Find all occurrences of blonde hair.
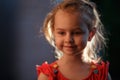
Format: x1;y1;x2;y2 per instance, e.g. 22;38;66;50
42;0;107;63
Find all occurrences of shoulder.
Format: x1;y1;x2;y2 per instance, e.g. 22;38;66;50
91;61;110;80
92;60;109;69
36;61;57;80
36;61;50;75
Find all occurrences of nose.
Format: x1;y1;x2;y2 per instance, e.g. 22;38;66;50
65;33;74;43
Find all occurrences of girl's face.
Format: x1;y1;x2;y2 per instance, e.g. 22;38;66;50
54;10;92;56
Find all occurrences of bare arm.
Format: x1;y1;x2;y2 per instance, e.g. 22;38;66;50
108;72;112;80
38;73;48;80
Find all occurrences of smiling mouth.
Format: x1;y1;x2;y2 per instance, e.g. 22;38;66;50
64;46;76;49
63;46;76;52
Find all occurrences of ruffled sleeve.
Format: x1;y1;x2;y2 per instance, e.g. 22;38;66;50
97;61;109;80
88;61;109;80
36;62;56;80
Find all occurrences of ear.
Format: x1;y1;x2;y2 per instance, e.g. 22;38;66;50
88;28;96;41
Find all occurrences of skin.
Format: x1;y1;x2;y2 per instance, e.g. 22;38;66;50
38;10;96;80
38;9;112;80
54;10;92;57
53;10;96;80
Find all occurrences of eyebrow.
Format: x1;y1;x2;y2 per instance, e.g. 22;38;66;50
55;27;81;31
55;28;65;30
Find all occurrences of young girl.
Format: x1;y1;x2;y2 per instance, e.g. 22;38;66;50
36;0;111;80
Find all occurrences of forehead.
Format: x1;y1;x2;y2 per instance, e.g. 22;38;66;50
55;9;81;16
54;10;82;25
54;10;88;31
54;8;93;30
54;9;81;24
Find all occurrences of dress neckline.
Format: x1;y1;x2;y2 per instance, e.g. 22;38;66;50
51;61;98;80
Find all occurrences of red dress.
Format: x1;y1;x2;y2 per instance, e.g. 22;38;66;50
36;61;109;80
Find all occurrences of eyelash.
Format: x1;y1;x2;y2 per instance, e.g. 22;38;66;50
57;32;65;35
74;32;83;34
57;31;83;35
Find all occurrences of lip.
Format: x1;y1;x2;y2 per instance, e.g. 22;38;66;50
64;46;74;48
64;46;76;49
63;46;76;52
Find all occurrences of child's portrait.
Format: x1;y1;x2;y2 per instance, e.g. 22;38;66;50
1;0;120;80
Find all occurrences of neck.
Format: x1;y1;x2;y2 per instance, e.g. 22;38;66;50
58;54;86;66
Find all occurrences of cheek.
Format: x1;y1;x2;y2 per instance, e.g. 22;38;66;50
54;37;63;47
81;39;87;48
76;35;88;48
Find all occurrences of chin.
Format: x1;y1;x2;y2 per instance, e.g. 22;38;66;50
63;51;80;56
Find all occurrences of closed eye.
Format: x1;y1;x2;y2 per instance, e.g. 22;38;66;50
57;31;66;35
74;32;82;34
73;31;84;35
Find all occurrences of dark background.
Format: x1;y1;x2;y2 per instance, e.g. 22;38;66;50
0;0;120;80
